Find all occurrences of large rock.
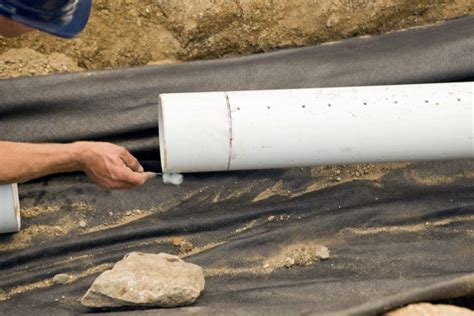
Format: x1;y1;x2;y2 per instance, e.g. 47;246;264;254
81;252;205;308
386;303;474;316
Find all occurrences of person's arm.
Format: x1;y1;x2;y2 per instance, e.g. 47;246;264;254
0;141;155;189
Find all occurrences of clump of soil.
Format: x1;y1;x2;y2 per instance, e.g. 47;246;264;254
170;237;194;253
264;243;330;270
205;242;331;276
283;245;330;268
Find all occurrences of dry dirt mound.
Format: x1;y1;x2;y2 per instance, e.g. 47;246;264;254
0;0;472;77
0;48;82;79
157;0;473;60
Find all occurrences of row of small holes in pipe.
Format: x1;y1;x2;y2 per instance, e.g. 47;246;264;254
235;98;461;111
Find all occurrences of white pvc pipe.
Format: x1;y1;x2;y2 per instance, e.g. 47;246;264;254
158;82;473;173
0;184;21;233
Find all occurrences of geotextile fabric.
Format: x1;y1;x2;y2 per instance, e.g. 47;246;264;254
0;16;473;315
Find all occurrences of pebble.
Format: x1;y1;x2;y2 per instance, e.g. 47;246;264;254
315;246;330;260
53;273;72;285
180;241;194;253
284;257;295;268
171;237;184;247
267;216;275;222
78;220;87;228
262;263;270;269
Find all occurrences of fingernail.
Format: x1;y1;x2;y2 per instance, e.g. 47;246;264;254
138;165;144;173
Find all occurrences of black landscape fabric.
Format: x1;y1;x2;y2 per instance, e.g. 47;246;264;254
0;16;473;315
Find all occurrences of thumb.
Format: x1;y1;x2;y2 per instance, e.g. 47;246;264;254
140;172;158;182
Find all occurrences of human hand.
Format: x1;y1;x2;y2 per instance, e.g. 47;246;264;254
73;141;155;190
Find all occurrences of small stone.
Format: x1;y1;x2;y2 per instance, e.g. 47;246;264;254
315;246;330;260
355;172;361;177
336;177;342;182
78;220;87;228
81;252;205;308
335;169;341;175
170;237;184;247
53;273;71;285
180;241;194;253
126;211;132;216
262;263;270;269
267;216;275;222
109;211;114;216
326;14;340;28
284;257;295;268
61;296;65;299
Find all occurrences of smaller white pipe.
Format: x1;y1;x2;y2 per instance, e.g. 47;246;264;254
158;82;473;173
0;184;21;233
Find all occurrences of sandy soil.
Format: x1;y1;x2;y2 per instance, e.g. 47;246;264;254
0;0;472;78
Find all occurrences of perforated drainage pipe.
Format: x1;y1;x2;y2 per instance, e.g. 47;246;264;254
0;184;21;233
158;82;473;173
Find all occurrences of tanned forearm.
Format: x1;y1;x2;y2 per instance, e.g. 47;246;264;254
0;141;82;184
0;141;155;189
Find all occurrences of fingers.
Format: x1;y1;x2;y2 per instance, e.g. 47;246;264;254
80;142;156;190
142;172;158;181
116;169;157;189
120;150;143;173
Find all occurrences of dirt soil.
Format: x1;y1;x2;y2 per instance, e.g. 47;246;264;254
0;0;472;78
